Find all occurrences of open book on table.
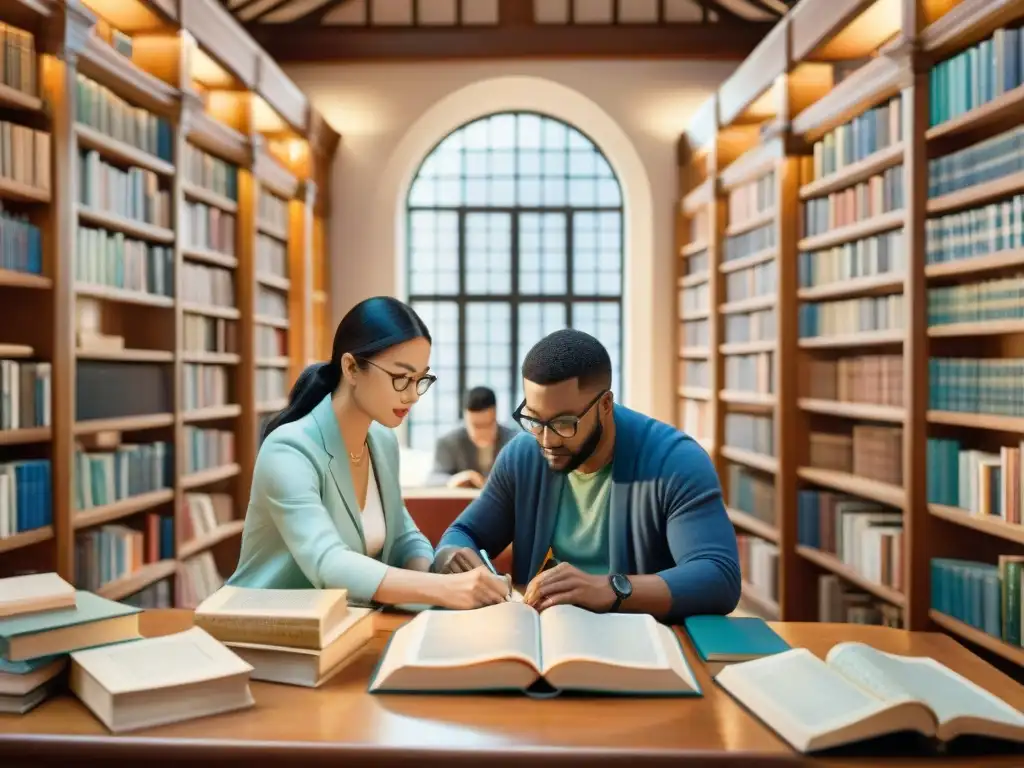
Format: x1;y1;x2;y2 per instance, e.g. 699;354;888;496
368;601;700;696
715;642;1024;754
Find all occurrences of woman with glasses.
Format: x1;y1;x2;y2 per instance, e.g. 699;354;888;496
228;296;510;610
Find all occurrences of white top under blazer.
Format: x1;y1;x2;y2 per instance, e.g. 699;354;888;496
362;460;386;558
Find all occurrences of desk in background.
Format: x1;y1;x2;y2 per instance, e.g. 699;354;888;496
2;610;1022;767
402;487;513;573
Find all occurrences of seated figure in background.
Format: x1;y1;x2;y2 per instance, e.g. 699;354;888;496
432;386;516;489
433;329;741;624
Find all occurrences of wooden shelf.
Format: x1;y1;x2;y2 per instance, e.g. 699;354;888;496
726;508;779;543
930;610;1024;667
797;546;906;607
75;283;175;308
720;339;775;355
798;329;904;349
0;269;51;289
681;240;709;257
0;175;50;204
925;83;1024;141
97;560;179;602
797;209;905;252
77;205;177;244
928;170;1024;217
797;272;905;301
182;405;243;423
179;520;246;560
720;294;775;315
73;488;176;530
182;181;239;214
928;410;1024;433
798;399;904;424
181;463;241;490
679;386;711;401
0;426;52;446
681;178;714;215
182;246;239;270
929;504;1024;545
720;446;778;474
796;466;905;508
928;319;1024;338
74;413;175;435
0;81;43;112
719;248;776;274
925;248;1024;279
724;209;776;238
77;348;175;363
0;526;53;554
75;123;176;177
720;390;776;408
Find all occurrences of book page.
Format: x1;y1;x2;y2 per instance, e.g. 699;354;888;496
716;649;894;748
538;606;668;672
71;627;253;695
409;602;541;669
199;586;345;617
826;643;1024;729
0;573;75;612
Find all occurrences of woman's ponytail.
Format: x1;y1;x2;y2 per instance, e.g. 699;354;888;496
261;362;340;442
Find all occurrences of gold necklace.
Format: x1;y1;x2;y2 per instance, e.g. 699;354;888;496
349;443;367;464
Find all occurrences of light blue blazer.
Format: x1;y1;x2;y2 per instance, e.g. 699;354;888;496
227;394;435;602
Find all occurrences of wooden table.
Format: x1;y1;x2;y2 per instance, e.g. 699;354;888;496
1;610;1022;767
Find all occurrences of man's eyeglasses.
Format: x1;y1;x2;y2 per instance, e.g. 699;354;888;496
512;390;607;439
359;358;437;395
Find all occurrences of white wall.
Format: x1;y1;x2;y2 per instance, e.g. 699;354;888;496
285;58;735;423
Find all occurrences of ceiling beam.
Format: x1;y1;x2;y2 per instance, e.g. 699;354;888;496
245;22;776;62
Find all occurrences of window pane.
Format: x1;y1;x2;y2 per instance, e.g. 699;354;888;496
404;113;624;447
408;300;460;451
465;212;511;294
465;302;513;420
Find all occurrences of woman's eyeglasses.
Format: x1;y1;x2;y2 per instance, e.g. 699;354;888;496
359;358;437;395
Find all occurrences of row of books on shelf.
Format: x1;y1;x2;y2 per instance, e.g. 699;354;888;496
805;96;902;183
809;426;903;487
798;231;903;288
0;207;42;275
0;459;51;539
724;413;773;457
798;294;903;338
929;25;1024;129
184;427;235;474
724;220;775;263
724;352;773;395
805;354;903;407
928;436;1024;525
0;119;50;193
76;73;173;163
723;308;775;345
184;314;238;355
928;275;1024;325
801;166;903;237
0;22;36;99
258;193;289;233
727;463;775;526
928;357;1024;416
74;440;170;512
0;359;51;431
727;171;775;226
797;489;903;593
738;534;778;606
724;259;775;302
183;144;239;202
79;150;170;228
929;124;1024;199
932;557;1023;650
75;224;174;297
925;194;1024;266
74;515;174;591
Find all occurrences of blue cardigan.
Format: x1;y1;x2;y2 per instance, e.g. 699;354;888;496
437;404;741;623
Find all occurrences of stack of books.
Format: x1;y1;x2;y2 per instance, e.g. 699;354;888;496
194;585;376;688
0;572;139;713
0;571;257;732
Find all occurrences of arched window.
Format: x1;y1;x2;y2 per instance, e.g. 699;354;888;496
405;112;624;451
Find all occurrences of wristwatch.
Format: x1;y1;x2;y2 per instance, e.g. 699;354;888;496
608;574;633;612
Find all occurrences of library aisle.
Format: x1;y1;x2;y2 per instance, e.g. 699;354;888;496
0;0;337;611
677;0;1024;673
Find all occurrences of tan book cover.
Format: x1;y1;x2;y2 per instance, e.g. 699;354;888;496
195;585;349;650
70;626;254;733
226;607;376;688
0;573;76;619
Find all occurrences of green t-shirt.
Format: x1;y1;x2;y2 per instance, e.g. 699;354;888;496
550;464;612;575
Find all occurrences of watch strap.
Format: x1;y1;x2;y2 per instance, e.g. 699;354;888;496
608;574;625;613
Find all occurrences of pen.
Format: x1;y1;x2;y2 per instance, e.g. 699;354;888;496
480;549;511;601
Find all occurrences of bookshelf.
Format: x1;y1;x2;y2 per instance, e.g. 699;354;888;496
677;0;1024;671
0;0;338;612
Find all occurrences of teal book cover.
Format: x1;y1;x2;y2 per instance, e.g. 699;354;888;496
0;591;141;661
684;615;790;662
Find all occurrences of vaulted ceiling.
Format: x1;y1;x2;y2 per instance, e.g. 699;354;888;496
219;0;797;61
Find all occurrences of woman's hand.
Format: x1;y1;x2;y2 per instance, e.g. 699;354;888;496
439;566;511;610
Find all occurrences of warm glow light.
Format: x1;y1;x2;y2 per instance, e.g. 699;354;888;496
252;96;288;134
814;0;902;59
80;0;166;32
191;46;235;90
637;88;721;143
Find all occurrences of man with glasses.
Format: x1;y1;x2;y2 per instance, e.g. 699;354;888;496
432;329;740;623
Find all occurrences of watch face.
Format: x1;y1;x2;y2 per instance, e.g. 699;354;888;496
611;574;633;598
